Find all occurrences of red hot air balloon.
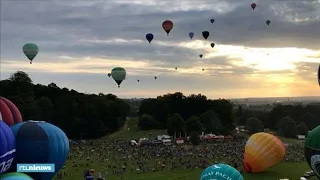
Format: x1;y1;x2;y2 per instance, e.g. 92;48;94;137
162;20;173;36
0;97;23;127
251;3;256;10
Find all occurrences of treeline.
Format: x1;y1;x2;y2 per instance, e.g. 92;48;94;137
0;71;130;139
138;92;320;138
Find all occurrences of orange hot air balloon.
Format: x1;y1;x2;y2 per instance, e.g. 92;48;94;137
244;132;286;173
162;20;173;36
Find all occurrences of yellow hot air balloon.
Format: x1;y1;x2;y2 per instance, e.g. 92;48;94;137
244;132;286;173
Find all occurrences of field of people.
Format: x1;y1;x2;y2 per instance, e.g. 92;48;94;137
57;118;316;180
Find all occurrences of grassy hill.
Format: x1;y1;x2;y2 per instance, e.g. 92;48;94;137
59;117;316;180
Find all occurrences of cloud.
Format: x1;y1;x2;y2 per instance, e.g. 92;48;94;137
1;0;319;98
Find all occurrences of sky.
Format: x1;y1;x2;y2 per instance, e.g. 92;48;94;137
0;0;319;99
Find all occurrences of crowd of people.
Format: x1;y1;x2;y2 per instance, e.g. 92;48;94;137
57;137;305;179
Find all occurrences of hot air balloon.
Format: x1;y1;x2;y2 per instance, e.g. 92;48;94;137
199;54;203;58
0;97;23;127
0;121;15;174
175;67;177;70
266;20;271;26
137;79;140;82
107;73;111;77
154;76;157;80
189;32;194;39
317;64;319;86
162;20;173;36
10;121;69;180
202;31;210;40
146;33;154;44
210;43;215;48
111;67;126;88
202;69;204;71
210;19;215;24
244;132;286;173
22;43;38;64
200;163;243;180
251;3;256;10
0;172;33;180
305;125;320;178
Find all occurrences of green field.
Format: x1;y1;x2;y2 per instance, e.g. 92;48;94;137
59;118;316;180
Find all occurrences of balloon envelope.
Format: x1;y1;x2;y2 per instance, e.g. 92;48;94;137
0;121;16;174
10;121;69;180
244;132;285;172
162;20;173;35
0;172;33;180
202;31;210;40
22;43;38;62
210;19;214;23
107;73;111;77
200;163;243;180
266;20;271;25
189;32;194;39
111;67;126;87
145;33;154;43
305;125;320;178
210;43;215;48
251;3;256;9
0;97;23;127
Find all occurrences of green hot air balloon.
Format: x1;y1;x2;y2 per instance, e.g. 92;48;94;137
111;67;126;88
22;43;39;64
305;125;320;178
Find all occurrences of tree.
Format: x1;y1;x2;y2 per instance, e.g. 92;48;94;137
277;116;298;138
190;131;200;146
138;114;161;130
167;113;186;137
296;122;308;135
9;71;32;84
200;110;223;134
186;116;204;135
246;118;264;134
300;113;318;130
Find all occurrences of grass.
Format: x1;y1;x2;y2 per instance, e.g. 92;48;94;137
56;118;316;180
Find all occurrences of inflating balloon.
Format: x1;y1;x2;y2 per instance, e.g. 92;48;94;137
146;33;154;44
251;3;256;10
199;54;203;58
200;163;243;180
189;32;194;39
210;19;214;24
305;125;320;178
162;20;173;36
22;43;38;64
0;172;33;180
107;73;111;77
0;97;23;127
0;121;15;174
244;132;286;173
111;67;126;88
202;31;210;40
210;43;215;48
317;64;319;86
10;121;69;180
266;20;271;26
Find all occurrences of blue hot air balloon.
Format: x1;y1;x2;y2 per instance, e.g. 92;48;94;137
0;121;15;175
0;172;33;180
146;33;154;44
200;163;243;180
10;121;69;180
189;32;194;39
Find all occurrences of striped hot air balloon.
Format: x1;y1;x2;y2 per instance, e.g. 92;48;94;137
0;97;23;127
10;121;69;180
244;132;286;172
0;121;16;174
